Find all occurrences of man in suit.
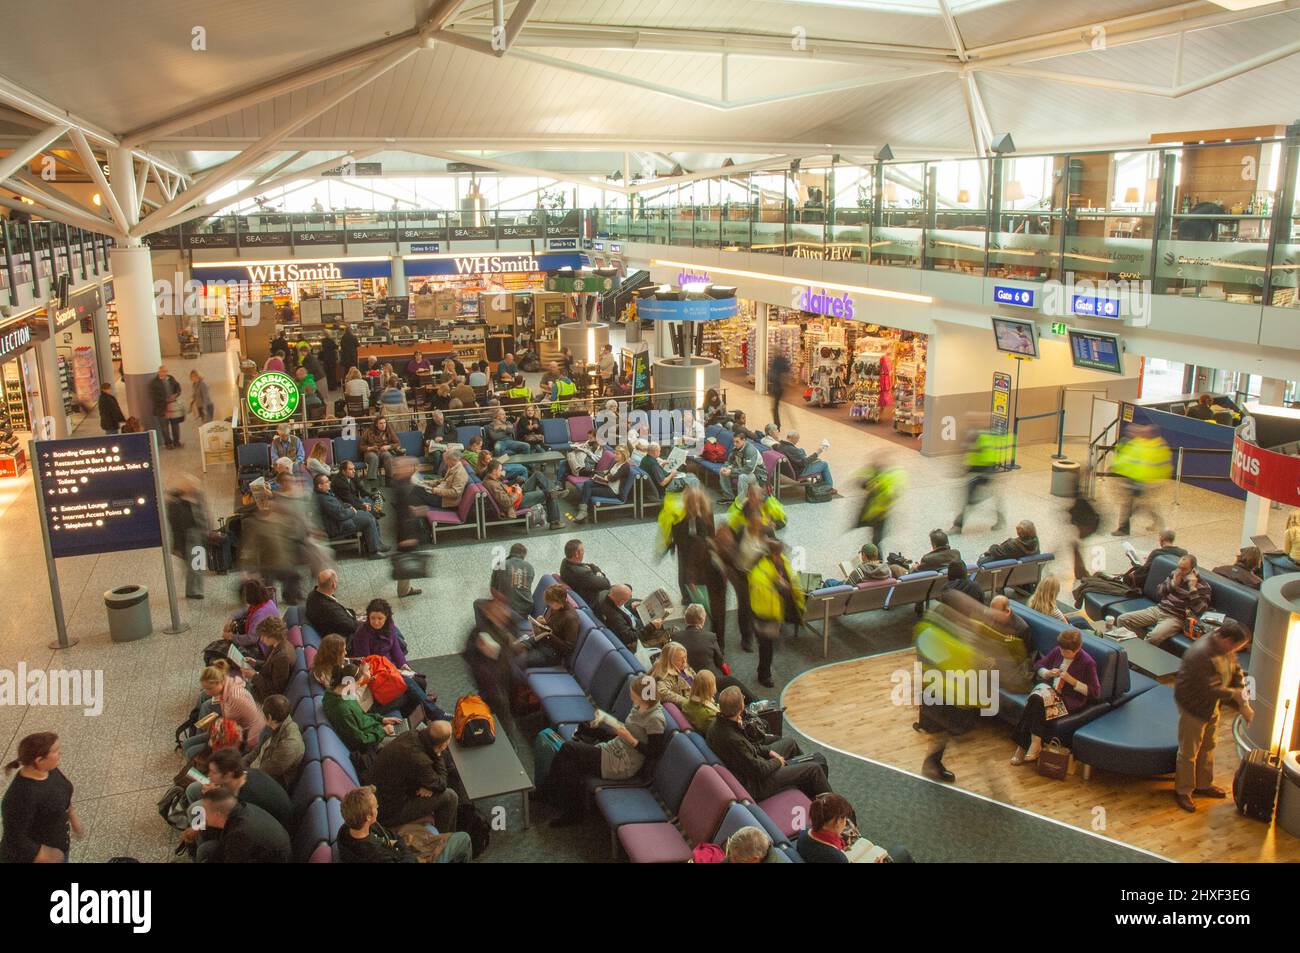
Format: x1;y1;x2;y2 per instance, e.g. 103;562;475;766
559;539;611;606
676;604;755;703
597;584;665;650
707;687;830;800
305;568;360;637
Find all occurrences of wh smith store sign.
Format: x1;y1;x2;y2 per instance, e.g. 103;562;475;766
193;253;584;283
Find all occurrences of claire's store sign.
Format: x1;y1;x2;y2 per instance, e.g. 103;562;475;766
677;270;712;286
792;286;855;320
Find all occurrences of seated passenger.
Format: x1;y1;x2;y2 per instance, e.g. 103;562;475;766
559;539;612;605
977;519;1040;564
350;599;444;721
648;641;696;708
707;687;831;801
1026;574;1071;624
520;584;581;668
795;792;914;864
545;674;668;827
682;669;721;733
242;615;297;703
182;748;293;861
943;560;985;602
675;604;754;702
775;430;833;490
1213;546;1262;590
195;786;290;863
182;660;266;761
911;529;962;573
724;826;771;864
1112;554;1210;645
1010;628;1100;765
366;721;459;833
597;584;666;651
1185;394;1215;420
846;543;906;585
322;662;403;752
244;694;305;791
987;594;1031;648
224;578;279;653
336;784;471;864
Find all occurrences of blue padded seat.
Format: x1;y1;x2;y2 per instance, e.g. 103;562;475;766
1071;684;1179;777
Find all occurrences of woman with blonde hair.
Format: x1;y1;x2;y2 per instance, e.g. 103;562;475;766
1027;575;1070;624
1265;510;1300;579
306;440;332;478
574;444;633;523
648;641;696;709
312;633;348;689
682;668;720;733
182;659;266;759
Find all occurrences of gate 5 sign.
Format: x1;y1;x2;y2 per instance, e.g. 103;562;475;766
246;371;300;423
35;433;162;558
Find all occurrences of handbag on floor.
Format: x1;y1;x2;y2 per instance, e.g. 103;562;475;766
395;822;455;863
391;550;430;580
1037;737;1071;780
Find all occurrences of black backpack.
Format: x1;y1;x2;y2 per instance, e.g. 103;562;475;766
805;482;834;504
174;703;203;750
456;803;491;858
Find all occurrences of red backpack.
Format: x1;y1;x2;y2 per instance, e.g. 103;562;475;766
701;441;727;463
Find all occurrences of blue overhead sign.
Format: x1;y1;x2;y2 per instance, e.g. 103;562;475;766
1070;294;1121;319
638;298;739;322
993;285;1036;308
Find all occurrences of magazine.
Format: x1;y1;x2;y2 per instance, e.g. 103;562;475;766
225;643;246;668
665;446;689;471
1030;683;1068;720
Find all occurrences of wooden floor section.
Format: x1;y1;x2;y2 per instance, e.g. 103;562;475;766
783;649;1300;863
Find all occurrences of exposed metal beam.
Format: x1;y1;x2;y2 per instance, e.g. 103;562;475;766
133;43;422;236
69;128;129;232
409;147;631;195
150;149;382;233
937;0;969;62
252;151;306;187
134;157;151;216
497;47;949;111
129;135;888;154
2;178;123;236
0;124;70;186
502;0;538;53
624;154;810;194
11;170;105;219
150;161;174;202
969;0;1300;69
984;37;1300;98
966;72;993;146
0;194;122;238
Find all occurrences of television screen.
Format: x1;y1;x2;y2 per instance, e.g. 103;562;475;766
1067;328;1124;374
991;317;1038;358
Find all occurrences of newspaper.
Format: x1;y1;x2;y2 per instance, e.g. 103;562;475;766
665;446;689;471
634;588;674;627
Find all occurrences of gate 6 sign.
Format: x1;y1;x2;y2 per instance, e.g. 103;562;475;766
246;371;300;423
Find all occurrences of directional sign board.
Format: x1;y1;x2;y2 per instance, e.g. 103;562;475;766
35;433;162;559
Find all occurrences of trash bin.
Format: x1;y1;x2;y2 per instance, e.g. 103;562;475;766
1050;460;1080;498
1278;750;1300;839
105;585;152;643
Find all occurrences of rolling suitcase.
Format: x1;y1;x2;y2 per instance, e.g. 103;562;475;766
531;727;565;798
1233;699;1290;822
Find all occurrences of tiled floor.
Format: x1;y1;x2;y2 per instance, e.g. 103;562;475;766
0;340;1283;862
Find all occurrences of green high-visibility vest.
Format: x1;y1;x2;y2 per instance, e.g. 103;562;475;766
1112;436;1172;484
507;386;532;403
966;431;1012;469
551;379;577;414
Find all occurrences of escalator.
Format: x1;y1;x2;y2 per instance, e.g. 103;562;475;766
602;269;651;321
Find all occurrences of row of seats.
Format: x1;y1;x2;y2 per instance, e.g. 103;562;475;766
278;605;363;863
806;554;1055;657
1081;552;1256;667
690;424;821;500
518;574;805;862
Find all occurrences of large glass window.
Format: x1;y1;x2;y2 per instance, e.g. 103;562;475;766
927;158;987;273
988;155;1058;280
872;161;925;268
1061;150;1156;285
1140;358;1188;401
1158;141;1277;304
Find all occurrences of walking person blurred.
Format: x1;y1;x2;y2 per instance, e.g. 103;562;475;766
189;370;214;425
768;353;790;430
855;457;904;550
166;474;210;600
748;538;805;688
658;485;730;644
1110;424;1173;536
391;455;428;600
951;425;1010;534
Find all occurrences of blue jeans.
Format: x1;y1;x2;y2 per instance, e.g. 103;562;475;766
437;830;473;863
503;463;528;482
580;480;622;506
1264;555;1299;579
495;439;531;456
721;471;758;499
389;675;447;721
339;510;383;553
800;459;833;487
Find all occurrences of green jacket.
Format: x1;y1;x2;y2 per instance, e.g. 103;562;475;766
749;552;805;623
322;690;389;751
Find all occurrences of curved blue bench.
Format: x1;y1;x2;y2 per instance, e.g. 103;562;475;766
1070;683;1179;779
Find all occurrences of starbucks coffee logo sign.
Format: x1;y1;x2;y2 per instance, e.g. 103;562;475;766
246;371;299;422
